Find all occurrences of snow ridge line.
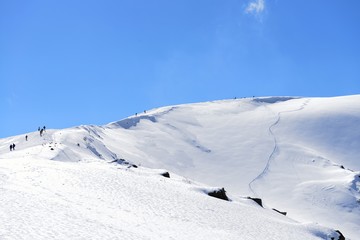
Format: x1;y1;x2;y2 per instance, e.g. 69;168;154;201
248;99;310;196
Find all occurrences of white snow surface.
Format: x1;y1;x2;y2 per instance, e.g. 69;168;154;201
1;95;359;239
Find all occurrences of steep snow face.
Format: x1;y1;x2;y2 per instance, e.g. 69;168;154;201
0;95;359;239
273;96;360;170
249;96;360;239
106;95;360;240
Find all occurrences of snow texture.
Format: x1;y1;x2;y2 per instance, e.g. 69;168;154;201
1;95;359;239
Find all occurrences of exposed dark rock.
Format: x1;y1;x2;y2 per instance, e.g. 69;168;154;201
272;208;287;216
247;197;263;207
208;188;229;201
110;158;137;168
160;172;170;178
110;159;122;164
340;165;345;169
334;230;345;240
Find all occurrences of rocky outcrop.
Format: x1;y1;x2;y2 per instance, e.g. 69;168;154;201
208;188;229;201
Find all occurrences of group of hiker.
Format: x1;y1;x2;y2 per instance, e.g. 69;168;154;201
9;143;16;151
9;126;46;152
135;110;147;116
39;126;46;137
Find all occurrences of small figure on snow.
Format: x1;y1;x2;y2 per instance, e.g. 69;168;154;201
25;135;28;141
40;128;44;137
10;145;13;151
12;143;15;151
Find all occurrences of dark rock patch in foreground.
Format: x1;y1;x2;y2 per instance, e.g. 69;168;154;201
331;230;345;240
247;197;263;207
208;188;229;201
110;158;138;168
272;208;287;216
160;172;170;178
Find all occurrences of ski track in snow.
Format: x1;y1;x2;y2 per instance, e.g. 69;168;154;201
248;99;310;196
1;95;359;239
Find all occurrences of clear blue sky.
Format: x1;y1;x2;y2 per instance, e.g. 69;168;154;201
1;0;360;138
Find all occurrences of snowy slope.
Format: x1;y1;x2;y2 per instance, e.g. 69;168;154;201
1;95;359;239
0;156;342;240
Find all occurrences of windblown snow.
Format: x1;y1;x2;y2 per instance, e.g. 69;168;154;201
1;95;359;239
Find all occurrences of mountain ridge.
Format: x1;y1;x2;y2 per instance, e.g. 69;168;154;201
1;95;359;239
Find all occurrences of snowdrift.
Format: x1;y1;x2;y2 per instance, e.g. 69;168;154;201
1;95;359;239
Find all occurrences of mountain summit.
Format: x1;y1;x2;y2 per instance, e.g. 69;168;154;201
1;95;359;239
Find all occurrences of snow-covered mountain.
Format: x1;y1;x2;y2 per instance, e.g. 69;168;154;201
1;95;359;239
